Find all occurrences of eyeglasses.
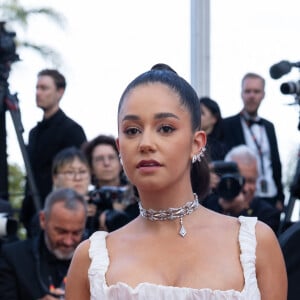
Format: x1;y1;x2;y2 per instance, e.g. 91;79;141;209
58;170;90;180
93;154;119;164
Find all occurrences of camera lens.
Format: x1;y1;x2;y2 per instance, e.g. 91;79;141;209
280;81;300;95
217;174;243;201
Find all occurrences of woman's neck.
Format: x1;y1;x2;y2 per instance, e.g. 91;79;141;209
137;188;196;211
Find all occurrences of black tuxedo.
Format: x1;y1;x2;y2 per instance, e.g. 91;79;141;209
0;233;70;300
222;114;284;203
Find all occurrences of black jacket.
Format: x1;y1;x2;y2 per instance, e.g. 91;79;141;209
0;233;70;300
203;193;281;234
20;109;86;232
279;221;300;300
222;114;284;203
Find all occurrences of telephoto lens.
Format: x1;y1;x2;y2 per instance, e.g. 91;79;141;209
210;161;245;201
280;81;300;95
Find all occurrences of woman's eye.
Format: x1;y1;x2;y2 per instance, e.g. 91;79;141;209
124;127;141;135
159;125;175;134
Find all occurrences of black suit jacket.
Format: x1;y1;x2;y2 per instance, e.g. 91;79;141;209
0;233;70;300
202;193;281;234
279;221;300;300
222;114;284;203
20;109;87;233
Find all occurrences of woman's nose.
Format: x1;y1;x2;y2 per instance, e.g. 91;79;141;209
138;131;155;153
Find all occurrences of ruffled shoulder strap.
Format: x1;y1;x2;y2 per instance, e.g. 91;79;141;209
238;216;257;250
88;231;109;283
238;216;260;296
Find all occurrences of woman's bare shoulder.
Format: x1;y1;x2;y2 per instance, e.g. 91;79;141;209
255;220;278;244
254;221;288;299
72;239;91;263
66;240;92;299
201;206;240;228
253;220;282;257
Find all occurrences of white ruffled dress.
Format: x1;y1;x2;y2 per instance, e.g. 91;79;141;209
88;216;261;299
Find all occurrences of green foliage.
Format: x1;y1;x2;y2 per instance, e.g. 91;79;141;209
8;162;25;209
8;162;26;239
0;0;66;29
0;0;66;67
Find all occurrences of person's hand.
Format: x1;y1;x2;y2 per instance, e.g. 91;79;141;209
112;201;126;212
209;171;220;190
87;203;97;217
38;287;65;299
219;192;249;216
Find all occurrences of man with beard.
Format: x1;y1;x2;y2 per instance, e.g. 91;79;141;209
0;188;87;300
222;73;284;211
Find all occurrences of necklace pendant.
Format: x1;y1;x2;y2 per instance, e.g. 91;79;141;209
179;217;187;237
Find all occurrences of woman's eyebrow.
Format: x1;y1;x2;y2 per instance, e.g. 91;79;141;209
122;112;179;122
122;114;139;122
154;112;179;120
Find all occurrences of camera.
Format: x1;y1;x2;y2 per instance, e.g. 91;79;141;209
270;60;300;96
0;22;19;79
270;60;300;130
210;161;245;201
280;81;300;95
87;186;134;234
0;213;18;238
101;209;130;232
88;186;131;211
0;22;19;62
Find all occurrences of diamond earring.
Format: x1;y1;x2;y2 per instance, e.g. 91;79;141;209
192;147;206;163
119;154;123;166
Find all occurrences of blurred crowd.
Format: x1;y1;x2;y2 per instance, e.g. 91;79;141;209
0;68;299;299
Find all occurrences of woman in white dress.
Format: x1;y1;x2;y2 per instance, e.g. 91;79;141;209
66;64;287;300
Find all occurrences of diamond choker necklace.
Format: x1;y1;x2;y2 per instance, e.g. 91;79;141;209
138;193;199;238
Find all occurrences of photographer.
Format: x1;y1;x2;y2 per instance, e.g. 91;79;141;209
203;145;281;234
0;188;87;300
82;134;139;232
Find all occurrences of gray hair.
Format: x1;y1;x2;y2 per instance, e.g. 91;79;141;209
241;72;265;89
224;145;258;167
43;188;87;219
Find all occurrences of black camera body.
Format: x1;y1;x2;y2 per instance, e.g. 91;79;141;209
88;186;131;211
0;22;19;79
270;60;300;130
0;213;18;238
210;161;245;201
269;60;300;96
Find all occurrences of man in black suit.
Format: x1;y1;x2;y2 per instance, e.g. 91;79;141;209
0;188;87;300
20;69;87;237
222;72;284;210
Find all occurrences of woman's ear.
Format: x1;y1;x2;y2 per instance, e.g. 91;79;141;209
192;130;207;156
39;210;46;230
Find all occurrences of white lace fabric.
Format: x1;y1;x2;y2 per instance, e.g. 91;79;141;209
88;216;261;300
